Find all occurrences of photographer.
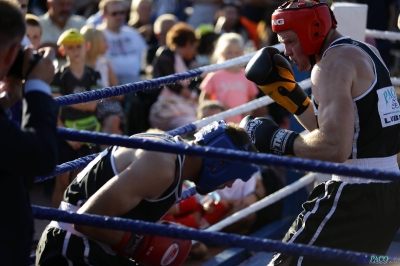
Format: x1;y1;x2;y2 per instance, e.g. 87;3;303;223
0;0;58;265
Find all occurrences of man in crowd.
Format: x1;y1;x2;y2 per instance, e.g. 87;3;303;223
39;0;85;57
0;0;58;264
98;0;147;85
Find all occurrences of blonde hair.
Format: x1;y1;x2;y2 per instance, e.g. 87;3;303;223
80;25;104;64
211;32;244;64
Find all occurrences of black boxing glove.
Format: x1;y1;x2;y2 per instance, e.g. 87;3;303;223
239;115;299;156
245;47;310;115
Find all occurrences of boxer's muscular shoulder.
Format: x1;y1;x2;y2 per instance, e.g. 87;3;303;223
324;45;375;97
313;55;353;86
311;54;354;103
322;45;371;72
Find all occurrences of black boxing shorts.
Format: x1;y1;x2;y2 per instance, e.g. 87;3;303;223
271;180;400;266
36;225;136;266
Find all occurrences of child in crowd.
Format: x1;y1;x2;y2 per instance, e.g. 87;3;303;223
197;100;226;120
25;14;41;50
81;25;118;88
50;28;102;208
81;25;125;139
195;24;220;67
199;33;259;123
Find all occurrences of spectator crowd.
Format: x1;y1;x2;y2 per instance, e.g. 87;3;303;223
21;0;400;140
9;0;400;263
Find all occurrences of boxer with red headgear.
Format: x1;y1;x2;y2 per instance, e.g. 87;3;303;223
36;121;258;266
271;0;337;65
245;0;338;118
242;1;400;266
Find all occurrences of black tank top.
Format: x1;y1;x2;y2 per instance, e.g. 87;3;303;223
312;37;400;159
63;133;185;222
51;65;102;121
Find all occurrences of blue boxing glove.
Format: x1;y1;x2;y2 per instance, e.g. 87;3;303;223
239;115;298;156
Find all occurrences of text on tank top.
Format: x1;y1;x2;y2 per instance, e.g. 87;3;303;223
311;37;400;159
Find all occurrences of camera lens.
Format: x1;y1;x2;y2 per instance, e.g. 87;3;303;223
6;48;43;79
6;48;25;79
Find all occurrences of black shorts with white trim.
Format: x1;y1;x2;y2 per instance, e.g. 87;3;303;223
272;180;400;266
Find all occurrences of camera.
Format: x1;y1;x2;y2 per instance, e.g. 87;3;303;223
7;48;42;79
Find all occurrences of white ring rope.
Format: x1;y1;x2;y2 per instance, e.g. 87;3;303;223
199;29;400;76
199;44;284;75
391;77;400;86
195;28;400;235
197;28;400;77
192;78;312;130
193;95;275;129
274;76;400;91
191;29;400;130
26;27;400;264
205;173;316;233
365;29;400;41
181;27;400;232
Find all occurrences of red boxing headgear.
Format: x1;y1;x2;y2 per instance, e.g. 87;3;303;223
271;0;337;57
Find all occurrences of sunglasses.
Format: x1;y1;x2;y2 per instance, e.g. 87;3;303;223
109;10;126;17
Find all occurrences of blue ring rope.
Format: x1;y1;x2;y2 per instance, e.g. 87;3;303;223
53;127;400;182
32;123;199;201
30;205;376;264
54;69;203;106
35;153;99;183
30;45;393;265
30;43;393;264
34;153;197;202
34;124;197;183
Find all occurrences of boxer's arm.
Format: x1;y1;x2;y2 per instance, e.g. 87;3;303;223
292;53;355;162
75;151;177;245
293;103;318;132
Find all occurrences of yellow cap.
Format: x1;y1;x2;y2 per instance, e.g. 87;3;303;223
195;24;214;37
57;28;85;46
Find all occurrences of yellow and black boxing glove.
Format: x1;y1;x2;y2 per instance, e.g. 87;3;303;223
245;47;310;115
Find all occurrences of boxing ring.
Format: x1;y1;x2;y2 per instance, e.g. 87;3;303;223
29;27;400;265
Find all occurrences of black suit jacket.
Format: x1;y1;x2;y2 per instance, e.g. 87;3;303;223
0;90;58;266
